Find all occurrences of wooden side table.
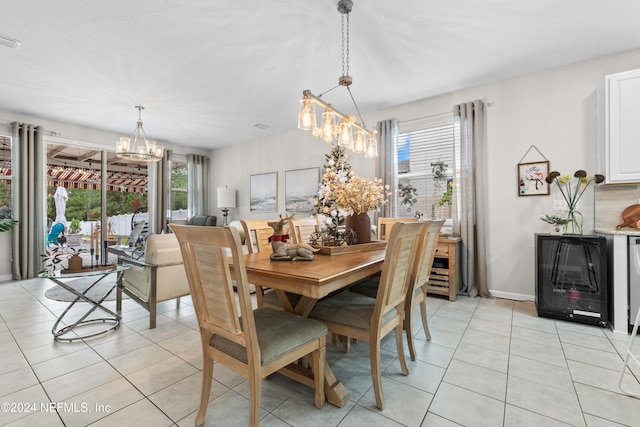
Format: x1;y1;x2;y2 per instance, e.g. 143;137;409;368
427;236;460;301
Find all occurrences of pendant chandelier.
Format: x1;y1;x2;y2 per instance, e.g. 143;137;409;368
297;0;377;158
116;106;164;162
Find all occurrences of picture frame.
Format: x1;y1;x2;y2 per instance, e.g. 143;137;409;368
518;160;550;196
285;167;319;214
250;172;278;211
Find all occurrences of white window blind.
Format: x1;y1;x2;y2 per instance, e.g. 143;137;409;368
395;114;454;219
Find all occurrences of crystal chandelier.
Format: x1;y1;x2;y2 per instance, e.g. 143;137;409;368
116;106;164;162
297;0;377;158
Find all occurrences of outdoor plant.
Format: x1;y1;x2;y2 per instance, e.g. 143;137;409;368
0;206;17;232
69;218;81;234
0;218;18;232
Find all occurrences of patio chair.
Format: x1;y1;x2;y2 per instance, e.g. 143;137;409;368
309;221;426;410
170;224;327;427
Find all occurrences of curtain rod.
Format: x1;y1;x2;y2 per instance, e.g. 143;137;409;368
0;122;60;136
398;111;451;125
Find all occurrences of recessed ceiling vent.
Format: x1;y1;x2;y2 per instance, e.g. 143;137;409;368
253;123;270;130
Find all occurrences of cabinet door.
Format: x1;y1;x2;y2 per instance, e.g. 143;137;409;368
604;68;640;183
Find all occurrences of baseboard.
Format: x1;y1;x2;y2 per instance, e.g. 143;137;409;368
0;274;13;282
489;290;535;302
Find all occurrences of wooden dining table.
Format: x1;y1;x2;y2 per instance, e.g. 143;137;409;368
241;248;386;407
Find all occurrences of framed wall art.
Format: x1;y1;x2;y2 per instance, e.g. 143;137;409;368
518;160;550;196
285;167;319;214
250;172;278;211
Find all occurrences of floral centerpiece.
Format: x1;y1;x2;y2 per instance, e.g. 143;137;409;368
544;170;605;235
319;168;390;243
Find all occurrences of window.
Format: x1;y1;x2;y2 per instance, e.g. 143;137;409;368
0;136;11;219
395;115;454;219
169;155;188;222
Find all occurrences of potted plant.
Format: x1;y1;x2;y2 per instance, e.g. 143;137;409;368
540;214;569;235
66;218;83;246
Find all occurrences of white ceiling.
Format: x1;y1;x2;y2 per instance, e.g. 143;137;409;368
1;1;640;150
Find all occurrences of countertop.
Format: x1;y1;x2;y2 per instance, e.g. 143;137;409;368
594;227;640;236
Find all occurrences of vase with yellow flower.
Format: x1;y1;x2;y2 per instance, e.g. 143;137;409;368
545;170;605;235
320;169;390;244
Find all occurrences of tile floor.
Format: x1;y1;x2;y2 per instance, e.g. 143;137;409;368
1;277;640;427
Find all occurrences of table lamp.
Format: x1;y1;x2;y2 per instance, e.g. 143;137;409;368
217;186;236;226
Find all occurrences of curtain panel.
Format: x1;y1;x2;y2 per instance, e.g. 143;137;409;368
453;100;490;298
187;154;209;220
149;149;170;234
375;119;398;222
11;123;46;279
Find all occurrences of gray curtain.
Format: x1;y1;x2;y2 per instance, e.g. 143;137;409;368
375;119;398;221
11;123;46;279
149;149;170;234
453;100;490;298
187;154;209;219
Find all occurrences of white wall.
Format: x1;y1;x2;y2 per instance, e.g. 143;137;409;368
210;47;640;301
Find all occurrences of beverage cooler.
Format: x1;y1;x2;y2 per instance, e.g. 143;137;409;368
535;234;610;328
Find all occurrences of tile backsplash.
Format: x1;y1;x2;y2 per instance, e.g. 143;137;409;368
595;184;640;230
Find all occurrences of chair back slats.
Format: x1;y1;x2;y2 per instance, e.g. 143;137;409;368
374;222;426;321
412;220;445;291
377;217;417;241
288;217;320;244
171;225;254;347
241;220;277;254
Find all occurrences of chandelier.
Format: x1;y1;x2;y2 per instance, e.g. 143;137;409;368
116;106;164;162
297;0;377;158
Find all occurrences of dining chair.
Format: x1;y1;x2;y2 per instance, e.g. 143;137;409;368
240;219;279;307
350;220;444;359
377;217;417;240
170;224;327;427
288;216;320;244
404;219;444;360
308;221;426;410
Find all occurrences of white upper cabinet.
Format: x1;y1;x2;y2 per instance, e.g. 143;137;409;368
600;68;640;184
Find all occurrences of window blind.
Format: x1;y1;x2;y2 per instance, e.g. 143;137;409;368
395;115;454;218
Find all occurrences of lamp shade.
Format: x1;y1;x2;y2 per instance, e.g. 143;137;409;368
217;187;236;209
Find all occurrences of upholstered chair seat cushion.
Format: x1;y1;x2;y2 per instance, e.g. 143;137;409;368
211;307;327;364
309;291;398;331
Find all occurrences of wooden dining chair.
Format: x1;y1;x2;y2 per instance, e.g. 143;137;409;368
170;224;327;427
351;220;444;359
240;219;280;307
404;219;444;360
308;221;426;410
288;216;320;244
377;217;417;240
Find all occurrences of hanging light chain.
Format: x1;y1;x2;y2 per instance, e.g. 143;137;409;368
341;12;350;77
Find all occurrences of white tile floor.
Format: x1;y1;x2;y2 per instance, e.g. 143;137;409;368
1;277;640;427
